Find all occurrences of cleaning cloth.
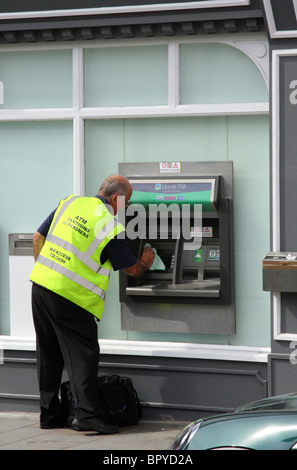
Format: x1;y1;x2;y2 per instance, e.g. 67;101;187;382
145;243;166;271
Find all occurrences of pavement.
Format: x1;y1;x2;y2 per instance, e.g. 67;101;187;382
0;412;188;451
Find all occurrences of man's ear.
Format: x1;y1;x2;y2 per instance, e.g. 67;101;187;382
110;194;118;204
109;194;118;215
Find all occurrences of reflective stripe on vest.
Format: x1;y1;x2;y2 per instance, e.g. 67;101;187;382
48;195;79;235
30;195;126;318
45;234;111;276
37;255;106;301
46;197;117;276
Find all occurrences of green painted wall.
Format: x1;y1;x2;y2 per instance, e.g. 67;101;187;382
0;42;270;347
85;115;270;347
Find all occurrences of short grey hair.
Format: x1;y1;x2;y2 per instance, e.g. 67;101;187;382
98;175;131;201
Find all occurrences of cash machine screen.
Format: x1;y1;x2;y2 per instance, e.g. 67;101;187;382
121;174;233;303
156;249;173;269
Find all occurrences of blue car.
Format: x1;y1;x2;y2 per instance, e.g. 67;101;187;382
169;393;297;450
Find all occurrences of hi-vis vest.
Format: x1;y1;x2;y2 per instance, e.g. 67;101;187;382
30;195;125;320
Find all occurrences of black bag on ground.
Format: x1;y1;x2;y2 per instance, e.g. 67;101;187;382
60;374;141;427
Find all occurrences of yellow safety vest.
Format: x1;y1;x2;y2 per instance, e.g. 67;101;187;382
30;195;126;319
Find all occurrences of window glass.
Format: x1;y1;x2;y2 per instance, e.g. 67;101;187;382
180;43;268;104
0;41;270;347
85;120;125;196
0;50;72;109
84;46;168;107
0;121;73;334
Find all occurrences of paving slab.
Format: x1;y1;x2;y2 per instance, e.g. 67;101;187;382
0;413;188;451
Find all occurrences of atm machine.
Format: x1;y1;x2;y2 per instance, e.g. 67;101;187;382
119;161;235;335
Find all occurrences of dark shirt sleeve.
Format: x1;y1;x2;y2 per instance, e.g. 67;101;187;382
101;237;137;271
37;209;56;237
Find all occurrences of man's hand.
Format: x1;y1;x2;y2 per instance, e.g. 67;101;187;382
124;246;155;277
139;246;155;268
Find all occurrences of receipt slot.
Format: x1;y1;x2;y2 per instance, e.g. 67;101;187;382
119;162;235;335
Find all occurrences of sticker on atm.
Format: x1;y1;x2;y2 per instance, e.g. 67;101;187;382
208;249;220;262
193;249;203;262
191;227;213;238
159;162;181;173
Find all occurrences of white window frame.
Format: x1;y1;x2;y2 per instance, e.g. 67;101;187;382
271;49;297;343
0;34;269;195
0;34;270;361
263;0;297;40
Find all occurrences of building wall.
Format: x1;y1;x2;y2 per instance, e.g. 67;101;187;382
0;347;268;420
1;38;270;344
0;1;273;416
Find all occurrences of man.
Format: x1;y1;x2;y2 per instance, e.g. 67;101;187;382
30;175;154;434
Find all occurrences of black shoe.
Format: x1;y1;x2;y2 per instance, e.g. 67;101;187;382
71;417;119;434
40;421;65;429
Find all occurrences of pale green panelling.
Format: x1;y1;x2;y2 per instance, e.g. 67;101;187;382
84;45;168;107
0;121;73;334
0;50;72;109
180;43;268;104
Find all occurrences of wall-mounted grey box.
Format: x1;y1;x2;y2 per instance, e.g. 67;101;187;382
263;251;297;293
9;233;33;256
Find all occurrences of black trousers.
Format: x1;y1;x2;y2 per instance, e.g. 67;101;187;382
31;283;100;427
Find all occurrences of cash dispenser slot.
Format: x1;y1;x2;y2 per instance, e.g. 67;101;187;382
121;176;230;304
